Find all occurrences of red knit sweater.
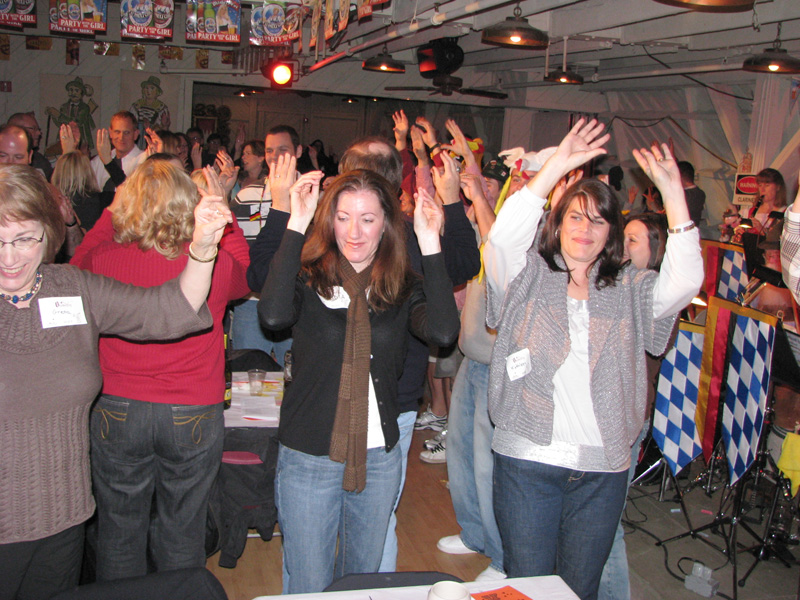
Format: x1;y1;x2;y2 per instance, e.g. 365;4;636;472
71;210;251;405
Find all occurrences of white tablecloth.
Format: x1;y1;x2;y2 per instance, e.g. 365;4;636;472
224;371;282;428
252;576;578;600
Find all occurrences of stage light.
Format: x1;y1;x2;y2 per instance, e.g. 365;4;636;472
262;61;294;88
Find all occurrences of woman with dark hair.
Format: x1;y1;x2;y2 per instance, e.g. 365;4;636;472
237;139;268;188
748;167;787;235
623;211;668;271
258;169;459;593
483;119;703;600
0;164;229;600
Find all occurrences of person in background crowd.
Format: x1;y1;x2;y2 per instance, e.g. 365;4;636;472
678;161;706;229
90;111;146;192
52;150;112;232
6;112;52;180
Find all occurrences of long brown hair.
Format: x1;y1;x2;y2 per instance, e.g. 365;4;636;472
301;170;410;310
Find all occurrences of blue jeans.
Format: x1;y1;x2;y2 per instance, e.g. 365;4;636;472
90;396;224;581
447;359;503;572
378;410;416;572
494;454;628;600
231;299;293;367
276;443;402;593
598;428;647;600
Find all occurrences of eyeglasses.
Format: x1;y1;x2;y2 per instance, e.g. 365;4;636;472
0;233;45;250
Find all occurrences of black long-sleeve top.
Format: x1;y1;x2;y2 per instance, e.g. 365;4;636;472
257;230;460;455
247;203;479;413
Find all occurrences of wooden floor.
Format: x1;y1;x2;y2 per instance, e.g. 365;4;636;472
206;430;489;600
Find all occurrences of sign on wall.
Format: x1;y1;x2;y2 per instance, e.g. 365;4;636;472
186;0;240;44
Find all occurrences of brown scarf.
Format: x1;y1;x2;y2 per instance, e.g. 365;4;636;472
329;256;373;492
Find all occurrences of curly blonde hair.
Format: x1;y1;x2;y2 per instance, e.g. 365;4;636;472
112;158;199;259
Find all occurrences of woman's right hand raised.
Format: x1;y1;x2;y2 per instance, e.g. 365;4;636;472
287;170;324;234
529;117;609;199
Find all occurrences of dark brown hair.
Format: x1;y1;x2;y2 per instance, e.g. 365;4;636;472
539;178;625;289
301;170;410;310
625;212;667;271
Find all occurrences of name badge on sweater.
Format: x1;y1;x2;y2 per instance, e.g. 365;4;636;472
506;348;531;381
39;297;87;329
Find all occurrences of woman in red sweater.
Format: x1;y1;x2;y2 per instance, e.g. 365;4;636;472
71;156;251;581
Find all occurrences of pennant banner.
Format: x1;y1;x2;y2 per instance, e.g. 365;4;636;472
250;1;302;46
0;0;37;27
120;0;174;40
186;0;240;43
653;322;705;476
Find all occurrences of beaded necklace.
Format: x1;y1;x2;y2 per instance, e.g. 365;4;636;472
0;269;43;305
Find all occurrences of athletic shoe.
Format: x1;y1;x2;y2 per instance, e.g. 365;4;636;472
424;428;447;450
415;410;447;431
420;438;446;464
436;534;478;555
475;565;507;582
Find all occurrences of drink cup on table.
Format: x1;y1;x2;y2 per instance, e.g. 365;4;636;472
427;581;471;600
248;369;266;396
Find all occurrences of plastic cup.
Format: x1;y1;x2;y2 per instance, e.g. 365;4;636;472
427;581;471;600
247;369;266;396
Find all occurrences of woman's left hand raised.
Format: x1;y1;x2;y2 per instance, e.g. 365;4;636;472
192;190;232;255
413;186;444;255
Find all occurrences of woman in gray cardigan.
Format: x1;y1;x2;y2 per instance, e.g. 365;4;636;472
483;119;704;600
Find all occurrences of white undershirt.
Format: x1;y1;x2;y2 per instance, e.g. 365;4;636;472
318;286;385;449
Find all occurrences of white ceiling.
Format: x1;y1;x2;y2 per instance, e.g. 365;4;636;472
275;0;800;109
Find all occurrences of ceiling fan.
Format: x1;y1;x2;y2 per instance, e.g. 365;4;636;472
385;74;509;99
384;38;508;100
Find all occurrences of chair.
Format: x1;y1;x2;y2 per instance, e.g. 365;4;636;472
323;571;462;592
50;567;227;600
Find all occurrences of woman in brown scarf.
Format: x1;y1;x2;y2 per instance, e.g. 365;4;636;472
258;166;459;593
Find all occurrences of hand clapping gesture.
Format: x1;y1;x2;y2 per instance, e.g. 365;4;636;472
144;128;163;156
96;128;112;164
192;190;233;254
286;170;324;234
214;149;239;196
392;110;409;151
442;119;475;167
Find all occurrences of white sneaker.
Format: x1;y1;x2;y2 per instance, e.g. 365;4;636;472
424;429;447;450
475;565;507;582
437;534;477;555
420;438;446;464
415;410;448;431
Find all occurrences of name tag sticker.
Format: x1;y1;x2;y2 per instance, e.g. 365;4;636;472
39;297;87;329
506;348;531;381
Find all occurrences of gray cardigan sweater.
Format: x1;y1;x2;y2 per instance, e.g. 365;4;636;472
486;251;677;471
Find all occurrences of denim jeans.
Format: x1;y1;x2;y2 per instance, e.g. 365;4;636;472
276;443;401;593
378;410;416;572
231;299;293;367
494;454;629;600
447;359;503;572
598;428;647;600
91;395;224;581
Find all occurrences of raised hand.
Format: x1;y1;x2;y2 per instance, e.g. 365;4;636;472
392;109;409;151
550;169;583;212
413;186;444;255
190;142;203;171
144;128;163;156
442;119;474;165
432;151;461;205
59;124;78;154
287;170;324;234
96;128;112;164
192;190;232;251
269;152;297;212
415;116;438;149
201;165;226;198
410;126;429;165
459;172;486;205
529;117;609;199
632;143;690;226
215;148;239;195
